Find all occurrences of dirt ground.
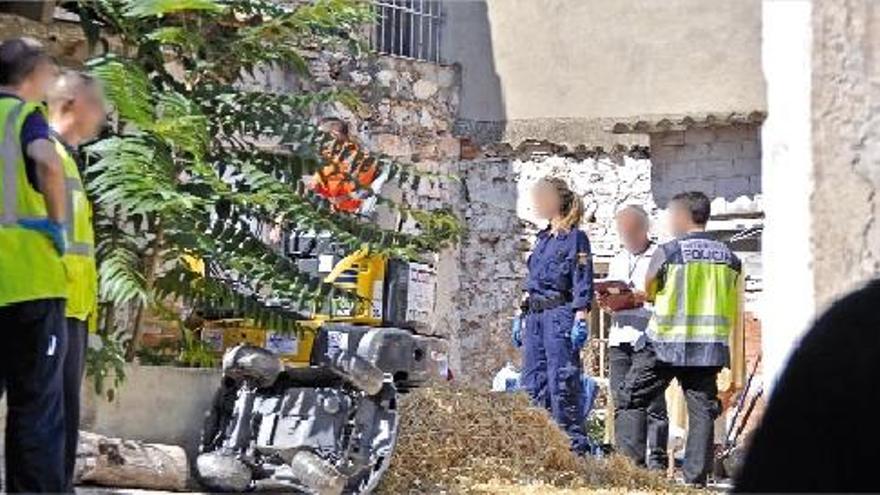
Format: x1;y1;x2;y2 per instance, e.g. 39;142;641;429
378;387;699;494
72;386;713;494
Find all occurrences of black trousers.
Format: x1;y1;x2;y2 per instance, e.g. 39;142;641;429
618;343;721;485
0;299;67;493
609;344;669;469
63;318;88;492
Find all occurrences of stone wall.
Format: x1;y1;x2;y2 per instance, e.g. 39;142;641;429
301;54;465;356
453;130;765;385
0;14;94;64
455;153;656;383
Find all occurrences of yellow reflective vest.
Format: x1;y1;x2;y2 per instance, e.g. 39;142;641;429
56;137;97;329
0;97;67;306
647;233;741;367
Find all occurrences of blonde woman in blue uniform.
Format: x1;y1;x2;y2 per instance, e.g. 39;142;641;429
513;177;594;454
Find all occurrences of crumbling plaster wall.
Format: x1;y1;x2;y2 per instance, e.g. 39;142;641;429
811;0;880;308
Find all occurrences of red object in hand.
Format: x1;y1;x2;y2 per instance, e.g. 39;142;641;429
595;280;642;312
602;293;640;312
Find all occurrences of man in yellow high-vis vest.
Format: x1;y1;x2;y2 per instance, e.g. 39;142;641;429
617;191;742;487
46;70;105;493
0;38;68;493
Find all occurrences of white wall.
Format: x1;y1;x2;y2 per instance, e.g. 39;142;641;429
443;0;766;122
760;0;815;393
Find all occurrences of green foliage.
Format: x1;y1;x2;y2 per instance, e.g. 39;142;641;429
85;330;128;401
123;0;225;18
75;0;462;361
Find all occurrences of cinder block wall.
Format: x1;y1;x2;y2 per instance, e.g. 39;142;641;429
650;125;762;207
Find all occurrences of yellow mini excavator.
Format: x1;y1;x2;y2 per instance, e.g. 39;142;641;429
195;231;450;494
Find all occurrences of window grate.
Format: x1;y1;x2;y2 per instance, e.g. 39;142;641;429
370;0;442;63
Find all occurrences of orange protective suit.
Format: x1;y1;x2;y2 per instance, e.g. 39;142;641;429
312;141;378;213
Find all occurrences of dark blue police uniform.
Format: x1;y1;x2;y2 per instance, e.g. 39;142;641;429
522;226;593;454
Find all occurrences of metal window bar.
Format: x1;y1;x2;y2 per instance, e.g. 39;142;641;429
371;0;442;62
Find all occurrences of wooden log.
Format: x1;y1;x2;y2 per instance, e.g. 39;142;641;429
75;431;189;491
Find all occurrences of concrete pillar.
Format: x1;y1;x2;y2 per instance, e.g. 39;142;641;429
811;0;880;304
760;0;815;392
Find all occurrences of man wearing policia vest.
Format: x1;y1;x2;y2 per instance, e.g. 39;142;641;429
617;191;741;487
46;70;106;493
0;38;69;492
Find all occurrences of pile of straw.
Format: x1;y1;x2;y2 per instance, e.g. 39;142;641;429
378;386;681;494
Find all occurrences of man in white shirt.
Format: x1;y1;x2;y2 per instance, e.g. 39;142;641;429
599;205;669;470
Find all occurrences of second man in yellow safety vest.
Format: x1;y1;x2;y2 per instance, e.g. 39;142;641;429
617;191;741;486
46;70;106;493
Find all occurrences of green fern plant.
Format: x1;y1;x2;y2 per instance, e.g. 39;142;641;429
74;0;462;363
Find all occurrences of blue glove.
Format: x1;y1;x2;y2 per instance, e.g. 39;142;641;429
511;316;523;348
571;319;589;349
18;219;66;255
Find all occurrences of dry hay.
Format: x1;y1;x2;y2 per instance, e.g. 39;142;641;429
379;386;684;494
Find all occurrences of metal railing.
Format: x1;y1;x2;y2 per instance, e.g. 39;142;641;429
370;0;442;63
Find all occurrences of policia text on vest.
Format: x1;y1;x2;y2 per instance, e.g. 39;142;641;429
616;232;742;486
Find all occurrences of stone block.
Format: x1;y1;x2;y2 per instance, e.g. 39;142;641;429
710;141;743;160
649;142;678;163
419;109;435;129
735;157;762;177
667;160;698;181
348;70;372;87
373;134;412;157
650;161;666;182
687;143;712;158
741;140;762;159
391;105;417;127
413;79;439;100
750;174;763;191
702;158;737;178
376;69;396;87
460;138;482;160
684;128;717;145
653;131;685;147
436;136;461;159
715;126;749;143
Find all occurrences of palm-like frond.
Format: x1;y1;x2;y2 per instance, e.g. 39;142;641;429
89;58;154;127
97;242;148;306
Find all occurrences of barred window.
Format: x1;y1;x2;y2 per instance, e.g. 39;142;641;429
370;1;442;63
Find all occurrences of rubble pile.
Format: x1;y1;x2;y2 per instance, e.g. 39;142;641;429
380;386;676;494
